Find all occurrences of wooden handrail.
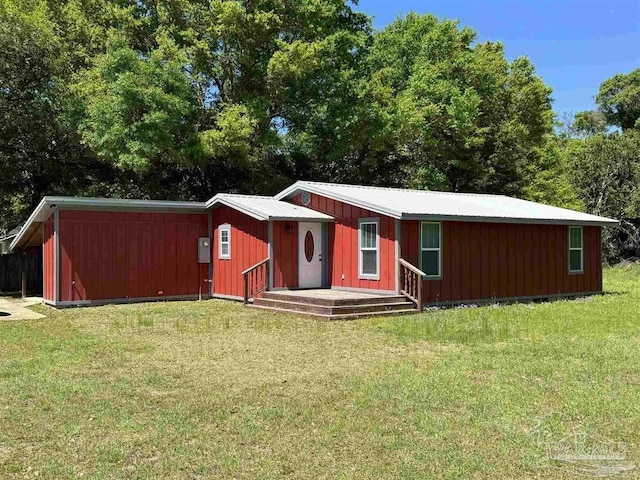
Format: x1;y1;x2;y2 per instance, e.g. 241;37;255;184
243;257;269;304
241;258;269;276
399;258;427;277
398;258;425;313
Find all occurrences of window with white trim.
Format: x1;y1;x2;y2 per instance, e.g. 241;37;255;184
219;224;231;259
420;222;441;277
569;226;583;273
359;218;379;278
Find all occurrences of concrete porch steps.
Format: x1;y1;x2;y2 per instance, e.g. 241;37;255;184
249;289;418;320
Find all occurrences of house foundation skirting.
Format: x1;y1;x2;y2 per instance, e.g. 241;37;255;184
43;294;208;308
423;290;603;308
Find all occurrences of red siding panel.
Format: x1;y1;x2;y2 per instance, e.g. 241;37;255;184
440;222;451;302
58;210;208;302
212;206;268;298
273;221;297;288
469;223;482;301
397;220;602;305
291;193;396;292
42;217;55;301
479;225;491;301
489;225;500;299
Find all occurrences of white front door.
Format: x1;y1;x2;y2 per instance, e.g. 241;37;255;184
298;222;322;288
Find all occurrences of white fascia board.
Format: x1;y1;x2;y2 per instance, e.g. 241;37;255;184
9;197;50;251
274;182;403;219
49;196;206;211
401;214;619;226
207;195;268;221
268;216;334;222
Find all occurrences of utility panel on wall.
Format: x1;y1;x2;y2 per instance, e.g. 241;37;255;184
198;237;211;263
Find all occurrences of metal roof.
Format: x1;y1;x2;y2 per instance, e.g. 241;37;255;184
275;181;619;226
10;196;206;251
206;194;333;221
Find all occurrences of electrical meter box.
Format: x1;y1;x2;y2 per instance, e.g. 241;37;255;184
198;237;211;263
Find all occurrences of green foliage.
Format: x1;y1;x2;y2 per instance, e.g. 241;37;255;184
523;137;583;210
355;14;554;195
569;131;640;261
6;0;632;250
573;110;607;137
199;104;257;162
71;34;199;171
0;0;109;231
569;131;640;219
596;68;640;130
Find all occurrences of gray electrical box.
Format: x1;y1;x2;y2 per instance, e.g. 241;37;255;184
198;237;211;263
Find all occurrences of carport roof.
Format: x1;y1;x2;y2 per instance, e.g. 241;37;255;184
10;196;206;251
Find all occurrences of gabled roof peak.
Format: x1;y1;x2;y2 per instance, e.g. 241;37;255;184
206;192;333;221
275;181;618;226
293;180;505;198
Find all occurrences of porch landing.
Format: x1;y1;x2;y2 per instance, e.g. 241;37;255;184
250;289;418;320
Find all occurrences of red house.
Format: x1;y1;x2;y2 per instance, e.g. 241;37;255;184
10;182;617;318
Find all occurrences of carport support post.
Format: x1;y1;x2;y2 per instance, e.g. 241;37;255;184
53;208;59;305
395;219;401;294
21;253;26;298
267;220;274;290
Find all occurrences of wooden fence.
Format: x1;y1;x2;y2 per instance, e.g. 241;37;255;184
0;252;42;294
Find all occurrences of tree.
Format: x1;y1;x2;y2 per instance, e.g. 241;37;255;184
61;0;372;196
569;131;640;261
523;137;583;211
595;68;640;130
0;0;113;232
344;13;554;196
70;33;200;172
573;110;607;137
0;2;566;236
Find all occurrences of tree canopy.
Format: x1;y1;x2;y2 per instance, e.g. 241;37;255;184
595;68;640;130
0;1;638;261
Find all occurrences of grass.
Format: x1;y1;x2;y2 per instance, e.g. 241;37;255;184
0;266;639;478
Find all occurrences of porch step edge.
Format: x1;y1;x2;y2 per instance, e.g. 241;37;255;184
261;291;407;306
248;304;419;320
253;298;415;314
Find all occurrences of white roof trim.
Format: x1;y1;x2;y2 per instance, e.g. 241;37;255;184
275;181;403;218
0;232;18;242
206;193;334;221
206;194;266;220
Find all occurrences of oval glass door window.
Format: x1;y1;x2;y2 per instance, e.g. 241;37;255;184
304;231;314;262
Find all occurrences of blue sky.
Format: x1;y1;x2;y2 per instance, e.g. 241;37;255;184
359;0;639;115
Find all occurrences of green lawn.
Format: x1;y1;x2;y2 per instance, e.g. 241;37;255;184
0;267;639;479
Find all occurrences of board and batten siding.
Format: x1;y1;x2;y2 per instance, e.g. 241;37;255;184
272;220;298;288
290;192;396;291
212;205;268;298
58;210;208;302
43;216;55;301
401;221;602;305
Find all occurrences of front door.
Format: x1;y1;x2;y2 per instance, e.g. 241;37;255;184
298;222;322;288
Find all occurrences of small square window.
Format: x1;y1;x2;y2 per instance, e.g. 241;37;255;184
420;222;441;278
359;219;379;279
568;226;583;273
219;225;231;259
